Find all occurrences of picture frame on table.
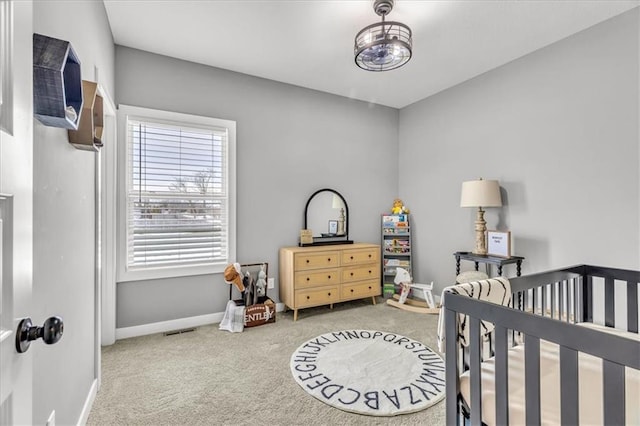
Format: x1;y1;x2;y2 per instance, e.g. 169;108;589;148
486;230;511;257
328;220;338;235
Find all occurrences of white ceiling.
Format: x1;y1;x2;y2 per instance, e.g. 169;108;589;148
103;0;639;109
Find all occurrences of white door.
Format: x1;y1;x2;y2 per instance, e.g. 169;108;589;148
0;1;34;424
0;194;26;426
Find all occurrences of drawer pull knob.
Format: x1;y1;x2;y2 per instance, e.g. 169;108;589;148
368;286;372;290
328;275;331;279
306;296;310;300
350;256;354;260
368;270;372;274
306;278;310;281
328;258;331;262
350;289;354;293
350;272;354;276
328;292;331;296
306;260;310;263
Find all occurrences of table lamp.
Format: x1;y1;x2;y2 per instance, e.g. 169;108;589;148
460;178;502;255
332;194;346;236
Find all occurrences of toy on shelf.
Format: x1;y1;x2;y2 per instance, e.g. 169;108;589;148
386;267;439;314
391;198;410;215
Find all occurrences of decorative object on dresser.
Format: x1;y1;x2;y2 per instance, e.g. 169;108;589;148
381;213;412;298
33;33;83;130
460;178;502;255
300;188;353;246
279;243;380;321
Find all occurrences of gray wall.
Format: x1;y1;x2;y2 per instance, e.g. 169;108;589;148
399;9;640;292
32;1;114;424
115;47;399;327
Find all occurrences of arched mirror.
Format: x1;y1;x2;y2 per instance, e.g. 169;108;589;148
301;188;353;246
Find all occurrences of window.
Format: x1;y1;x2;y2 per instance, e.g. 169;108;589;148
117;105;236;281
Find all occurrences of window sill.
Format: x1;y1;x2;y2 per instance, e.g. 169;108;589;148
117;262;227;283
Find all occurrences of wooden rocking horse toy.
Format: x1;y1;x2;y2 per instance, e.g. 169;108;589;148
386;267;440;314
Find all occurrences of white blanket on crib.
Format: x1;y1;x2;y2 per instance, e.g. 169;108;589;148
437;277;511;353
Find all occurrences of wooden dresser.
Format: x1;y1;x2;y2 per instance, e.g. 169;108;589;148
279;243;381;321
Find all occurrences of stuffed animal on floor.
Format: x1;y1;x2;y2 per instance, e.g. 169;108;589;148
255;265;267;298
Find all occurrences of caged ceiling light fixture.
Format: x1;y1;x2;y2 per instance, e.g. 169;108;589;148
354;0;412;72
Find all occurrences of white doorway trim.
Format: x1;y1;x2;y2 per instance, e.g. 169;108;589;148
98;86;117;351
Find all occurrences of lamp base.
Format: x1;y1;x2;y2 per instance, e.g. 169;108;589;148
472;207;487;255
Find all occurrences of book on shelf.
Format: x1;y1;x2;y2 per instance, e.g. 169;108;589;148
384;267;412;276
382;214;408;226
384;259;410;267
383;283;396;297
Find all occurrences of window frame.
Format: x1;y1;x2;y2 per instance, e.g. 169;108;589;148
116;104;236;282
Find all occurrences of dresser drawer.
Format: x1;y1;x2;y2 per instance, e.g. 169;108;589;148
342;248;378;265
295;251;340;270
342;265;380;283
294;269;340;289
342;280;380;300
295;286;340;308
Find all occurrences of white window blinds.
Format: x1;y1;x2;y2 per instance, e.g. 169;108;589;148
125;116;229;270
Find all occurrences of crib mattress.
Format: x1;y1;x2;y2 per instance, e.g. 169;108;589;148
459;323;640;426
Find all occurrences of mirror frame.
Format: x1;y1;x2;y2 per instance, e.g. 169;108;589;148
301;188;354;246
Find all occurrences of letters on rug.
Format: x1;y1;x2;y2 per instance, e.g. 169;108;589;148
290;330;445;416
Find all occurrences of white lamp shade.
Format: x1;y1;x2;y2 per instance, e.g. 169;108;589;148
460;179;502;208
332;194;343;209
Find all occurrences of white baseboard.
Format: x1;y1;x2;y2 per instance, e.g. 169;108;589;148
77;378;97;426
115;302;286;340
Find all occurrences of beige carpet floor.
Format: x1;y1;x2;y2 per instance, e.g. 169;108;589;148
87;298;446;425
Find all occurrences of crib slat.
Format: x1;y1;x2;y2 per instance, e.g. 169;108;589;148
559;280;565;321
551;283;556;319
571;278;578;323
525;334;541;426
603;359;625;425
541;285;547;316
562;280;571;322
445;308;459;425
470;316;482;426
560;346;578;425
532;287;537;315
604;276;615;327
494;325;509;425
583;274;593;322
628;281;638;333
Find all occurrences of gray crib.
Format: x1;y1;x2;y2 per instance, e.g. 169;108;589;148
443;265;640;425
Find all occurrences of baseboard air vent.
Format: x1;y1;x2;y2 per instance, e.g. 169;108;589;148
163;327;197;336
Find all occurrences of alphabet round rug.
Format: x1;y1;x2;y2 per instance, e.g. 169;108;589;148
289;330;445;416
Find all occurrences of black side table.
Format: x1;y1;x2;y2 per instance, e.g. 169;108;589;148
453;251;525;277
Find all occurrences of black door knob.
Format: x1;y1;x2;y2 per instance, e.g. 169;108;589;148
16;316;64;353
